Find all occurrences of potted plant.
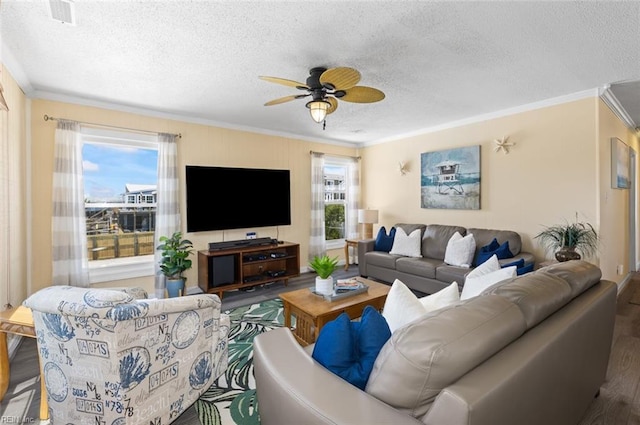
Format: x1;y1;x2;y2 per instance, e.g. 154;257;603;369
534;218;598;262
157;231;194;297
309;255;339;295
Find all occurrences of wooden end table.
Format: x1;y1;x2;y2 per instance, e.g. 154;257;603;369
343;239;359;270
0;306;48;420
279;277;390;346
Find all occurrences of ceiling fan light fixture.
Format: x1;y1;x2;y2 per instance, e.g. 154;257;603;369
306;99;331;123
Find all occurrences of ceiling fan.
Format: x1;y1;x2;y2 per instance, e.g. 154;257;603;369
259;67;385;126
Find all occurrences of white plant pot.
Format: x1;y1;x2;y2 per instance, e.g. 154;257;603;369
315;276;334;295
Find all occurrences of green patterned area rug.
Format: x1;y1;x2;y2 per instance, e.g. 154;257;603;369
195;298;286;425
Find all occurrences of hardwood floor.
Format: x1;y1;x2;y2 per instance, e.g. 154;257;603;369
3;269;639;424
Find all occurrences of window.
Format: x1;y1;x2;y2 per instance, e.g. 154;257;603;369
324;158;349;248
82;128;158;283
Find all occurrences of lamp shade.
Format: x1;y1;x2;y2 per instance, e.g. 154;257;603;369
306;100;330;123
358;209;379;224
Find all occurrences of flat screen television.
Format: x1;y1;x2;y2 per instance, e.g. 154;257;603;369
185;165;291;232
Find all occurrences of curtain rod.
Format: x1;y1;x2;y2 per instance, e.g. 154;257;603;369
309;150;361;160
43;114;182;139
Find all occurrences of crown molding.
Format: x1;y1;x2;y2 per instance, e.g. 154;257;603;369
599;85;638;132
366;89;600;146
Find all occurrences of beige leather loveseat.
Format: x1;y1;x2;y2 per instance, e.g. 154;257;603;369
358;223;536;294
254;261;616;425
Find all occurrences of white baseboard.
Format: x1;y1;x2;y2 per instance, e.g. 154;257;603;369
618;272;633;297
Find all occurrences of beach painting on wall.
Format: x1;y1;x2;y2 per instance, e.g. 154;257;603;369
421;145;481;209
611;137;630;189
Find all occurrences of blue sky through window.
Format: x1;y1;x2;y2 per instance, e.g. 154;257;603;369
83;143;158;202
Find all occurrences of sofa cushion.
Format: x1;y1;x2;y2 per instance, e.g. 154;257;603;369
540;260;602;299
395;257;439;279
422;224;467;260
312;306;391;390
444;231;476;267
483;270;572;328
469;228;522;258
389;227;422;258
461;266;517;300
366;295;527;421
435;264;469;287
382;279;460;332
374;226;396;252
394;223;427;239
364;251;399;269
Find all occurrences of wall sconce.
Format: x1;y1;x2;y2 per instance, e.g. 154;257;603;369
398;161;408;175
358;209;379;239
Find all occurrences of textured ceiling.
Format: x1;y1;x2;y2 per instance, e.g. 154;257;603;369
1;1;640;146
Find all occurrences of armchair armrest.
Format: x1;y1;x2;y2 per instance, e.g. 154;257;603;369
358;239;375;276
254;327;421;425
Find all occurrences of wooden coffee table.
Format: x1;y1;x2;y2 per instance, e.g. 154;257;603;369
279;277;390;346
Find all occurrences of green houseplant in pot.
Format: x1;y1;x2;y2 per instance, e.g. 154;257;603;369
534;218;598;262
309;255;339;295
157;231;194;297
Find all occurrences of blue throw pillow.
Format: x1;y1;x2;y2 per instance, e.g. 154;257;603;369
311;305;391;390
374;226;396;252
476;239;514;266
516;263;534;275
475;238;500;266
501;258;534;275
501;258;525;269
495;241;514;260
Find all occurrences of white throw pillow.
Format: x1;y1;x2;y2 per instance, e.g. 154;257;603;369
465;254;500;279
460;266;517;300
444;232;476;268
382;279;460;333
389;228;422;258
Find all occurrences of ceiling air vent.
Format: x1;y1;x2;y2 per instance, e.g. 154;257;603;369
49;0;76;25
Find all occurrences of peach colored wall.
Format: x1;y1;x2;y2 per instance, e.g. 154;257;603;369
359;98;632;281
1;64;28;308
597;99;640;281
29;99;357;296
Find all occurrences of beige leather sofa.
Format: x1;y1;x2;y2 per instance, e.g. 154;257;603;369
253;261;616;425
358;223;536;294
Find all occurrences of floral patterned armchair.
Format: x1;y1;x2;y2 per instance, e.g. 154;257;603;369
23;286;229;424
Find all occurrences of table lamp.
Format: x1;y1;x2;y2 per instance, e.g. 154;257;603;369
358;209;379;239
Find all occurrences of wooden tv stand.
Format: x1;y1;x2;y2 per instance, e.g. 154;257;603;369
197;241;300;298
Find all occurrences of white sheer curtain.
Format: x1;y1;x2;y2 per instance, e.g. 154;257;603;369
154;133;179;298
309;152;325;260
346;157;361;239
52;120;89;287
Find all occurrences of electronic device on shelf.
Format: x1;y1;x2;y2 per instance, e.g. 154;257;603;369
243;275;263;283
244;253;268;262
265;269;286;278
270;252;287;258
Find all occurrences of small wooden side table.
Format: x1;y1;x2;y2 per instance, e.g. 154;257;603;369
279;278;390;345
0;306;48;420
344;239;359;270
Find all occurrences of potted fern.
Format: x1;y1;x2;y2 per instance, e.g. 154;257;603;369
157;231;194;297
309;255;339;295
534;218;598;262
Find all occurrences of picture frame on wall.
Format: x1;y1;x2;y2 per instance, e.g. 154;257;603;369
611;137;630;189
420;145;481;209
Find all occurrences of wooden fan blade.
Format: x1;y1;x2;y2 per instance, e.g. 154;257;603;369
320;67;361;90
340;86;385;103
326;97;338;115
259;76;309;90
264;94;307;106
